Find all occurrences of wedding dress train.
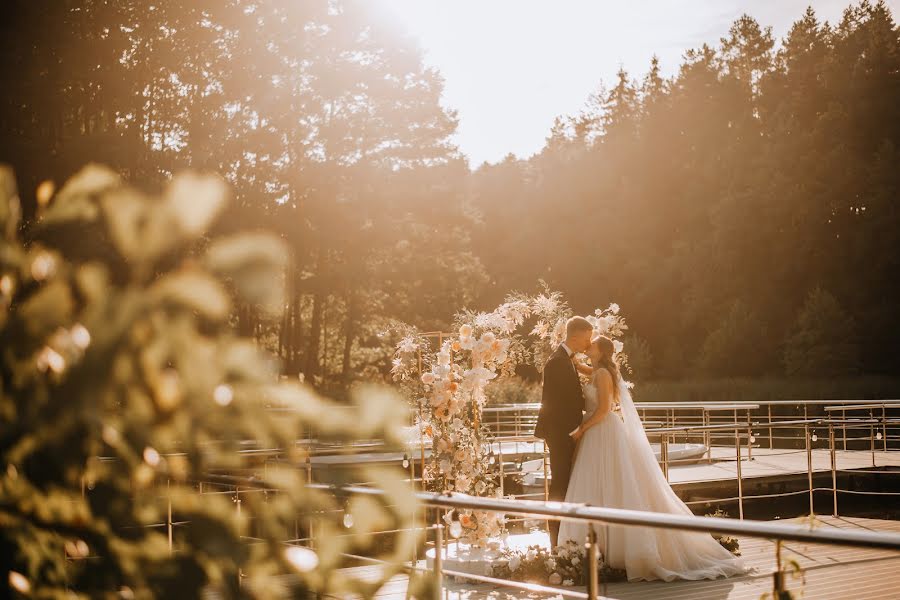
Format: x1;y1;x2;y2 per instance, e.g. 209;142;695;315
557;377;747;582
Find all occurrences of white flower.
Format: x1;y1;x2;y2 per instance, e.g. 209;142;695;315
571;556;580;566
480;331;496;344
459;335;475;350
439;459;451;473
563;579;574;587
613;340;624;354
545;559;557;571
399;337;418;353
548;573;562;585
459;324;473;338
421;372;435;385
608;302;620;314
557;548;569;559
531;320;549;338
533;294;558;314
594;315;611;333
437;351;451;366
508;555;521;572
462;367;496;390
526;550;536;561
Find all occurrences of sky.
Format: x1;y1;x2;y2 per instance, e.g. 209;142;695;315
378;0;899;166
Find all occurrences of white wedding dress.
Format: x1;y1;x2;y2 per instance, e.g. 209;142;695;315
557;374;747;582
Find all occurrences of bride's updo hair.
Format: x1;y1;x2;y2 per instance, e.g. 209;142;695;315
593;335;621;402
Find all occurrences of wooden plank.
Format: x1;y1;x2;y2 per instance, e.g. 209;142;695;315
334;515;900;600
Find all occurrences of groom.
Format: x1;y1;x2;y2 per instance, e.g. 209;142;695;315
534;316;593;549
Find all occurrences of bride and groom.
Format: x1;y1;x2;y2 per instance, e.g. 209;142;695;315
534;317;746;582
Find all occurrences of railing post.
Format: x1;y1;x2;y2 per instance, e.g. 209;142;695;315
235;486;242;587
870;408;876;468
661;435;669;481
735;427;744;520
407;453;418;566
498;443;504;497
434;524;444;600
773;540;786;598
704;409;712;464
883;404;889;453
587;525;599;600
419;397;427;486
805;423;814;516
768;405;774;449
842;408;848;451
542;440;549;502
746;409;753;460
167;479;173;554
829;423;837;517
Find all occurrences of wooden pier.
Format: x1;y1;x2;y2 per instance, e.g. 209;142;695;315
332;515;900;599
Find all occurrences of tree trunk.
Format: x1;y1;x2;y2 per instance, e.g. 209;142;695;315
305;292;324;380
341;290;357;382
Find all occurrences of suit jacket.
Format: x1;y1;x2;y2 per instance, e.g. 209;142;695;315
534;344;585;442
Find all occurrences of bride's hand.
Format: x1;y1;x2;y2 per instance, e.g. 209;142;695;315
569;426;584;442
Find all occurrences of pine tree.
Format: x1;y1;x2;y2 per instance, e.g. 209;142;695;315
784;288;860;376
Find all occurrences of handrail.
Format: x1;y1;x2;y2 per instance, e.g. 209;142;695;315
312;484;900;551
482;399;900;412
824;404;900;411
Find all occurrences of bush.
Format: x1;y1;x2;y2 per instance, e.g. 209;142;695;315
783;288;860;376
0;165;417;598
695;300;769;376
485;377;540;405
634;375;900;404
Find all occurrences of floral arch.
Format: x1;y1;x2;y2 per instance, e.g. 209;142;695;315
392;290;627;547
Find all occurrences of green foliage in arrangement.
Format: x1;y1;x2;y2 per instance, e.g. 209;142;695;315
0;165;419;598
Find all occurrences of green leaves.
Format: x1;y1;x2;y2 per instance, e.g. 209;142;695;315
150;270;232;322
164;172;228;237
0;163;417;598
205;233;288;316
18;278;75;339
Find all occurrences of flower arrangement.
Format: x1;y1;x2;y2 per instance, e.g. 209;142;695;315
391;288;629;548
705;509;742;555
491;541;627;587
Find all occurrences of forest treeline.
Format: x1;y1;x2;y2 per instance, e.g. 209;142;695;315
1;1;898;389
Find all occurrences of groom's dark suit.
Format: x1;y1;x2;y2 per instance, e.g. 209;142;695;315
534;344;585;548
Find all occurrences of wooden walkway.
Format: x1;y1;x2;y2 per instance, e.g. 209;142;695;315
332;516;900;599
667;446;899;487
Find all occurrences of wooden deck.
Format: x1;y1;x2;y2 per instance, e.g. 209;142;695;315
332;516;900;599
667;446;899;487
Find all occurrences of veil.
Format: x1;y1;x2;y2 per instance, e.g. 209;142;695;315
616;378;665;480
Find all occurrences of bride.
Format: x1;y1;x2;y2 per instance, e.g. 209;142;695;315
557;335;747;582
